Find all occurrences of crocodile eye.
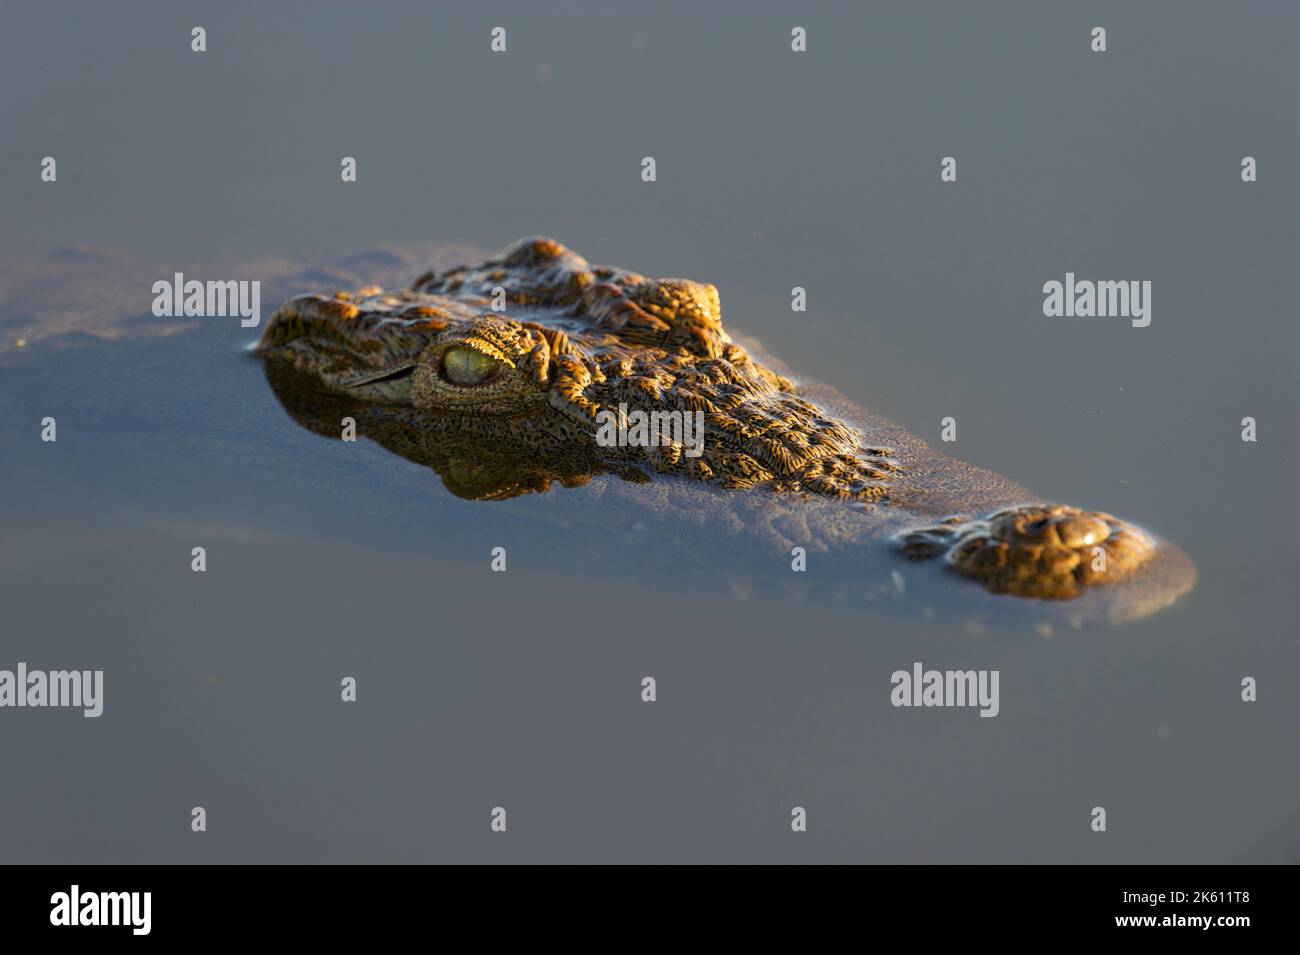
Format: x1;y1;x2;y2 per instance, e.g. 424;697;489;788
441;346;499;387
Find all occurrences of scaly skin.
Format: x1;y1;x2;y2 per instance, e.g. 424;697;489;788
256;236;1195;615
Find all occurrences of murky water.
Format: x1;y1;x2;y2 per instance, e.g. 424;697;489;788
1;1;1297;862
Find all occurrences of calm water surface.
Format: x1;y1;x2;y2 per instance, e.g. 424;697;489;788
0;0;1296;862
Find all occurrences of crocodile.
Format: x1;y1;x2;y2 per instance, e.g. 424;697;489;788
255;236;1195;622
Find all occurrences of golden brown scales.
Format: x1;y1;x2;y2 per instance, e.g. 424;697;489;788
256;236;1195;617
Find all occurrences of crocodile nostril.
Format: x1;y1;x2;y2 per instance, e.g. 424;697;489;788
1055;516;1111;548
897;504;1158;600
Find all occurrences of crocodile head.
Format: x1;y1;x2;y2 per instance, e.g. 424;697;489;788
259;236;902;498
256;236;1194;616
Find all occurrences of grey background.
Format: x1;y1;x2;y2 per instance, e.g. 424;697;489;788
0;1;1296;862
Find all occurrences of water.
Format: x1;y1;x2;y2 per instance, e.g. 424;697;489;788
0;1;1297;862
